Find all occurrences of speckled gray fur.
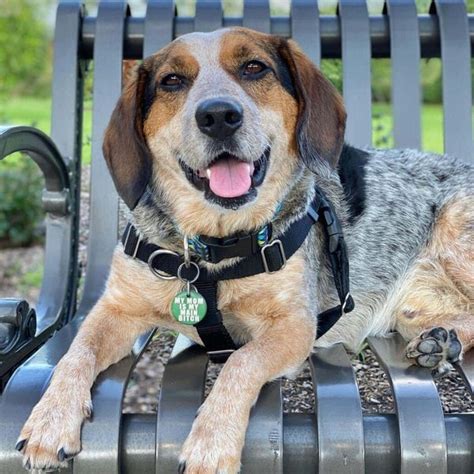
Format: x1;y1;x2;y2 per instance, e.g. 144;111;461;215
317;148;473;350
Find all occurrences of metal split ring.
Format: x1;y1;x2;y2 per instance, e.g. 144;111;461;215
177;261;200;284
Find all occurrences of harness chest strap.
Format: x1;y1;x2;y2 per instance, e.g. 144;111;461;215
121;189;354;363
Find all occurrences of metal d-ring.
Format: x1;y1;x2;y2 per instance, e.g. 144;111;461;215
177;261;200;284
148;249;179;280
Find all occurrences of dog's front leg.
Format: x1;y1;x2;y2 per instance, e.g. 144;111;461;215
179;312;315;474
16;293;156;471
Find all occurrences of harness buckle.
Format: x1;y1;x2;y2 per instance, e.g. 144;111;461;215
261;239;287;274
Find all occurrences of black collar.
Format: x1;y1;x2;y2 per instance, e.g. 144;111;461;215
122;188;354;362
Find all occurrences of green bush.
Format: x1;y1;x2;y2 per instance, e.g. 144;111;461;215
0;0;53;97
0;157;44;247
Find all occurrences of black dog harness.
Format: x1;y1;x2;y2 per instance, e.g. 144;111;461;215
122;188;354;362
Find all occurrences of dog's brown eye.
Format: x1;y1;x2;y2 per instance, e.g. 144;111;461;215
160;74;183;89
242;60;267;77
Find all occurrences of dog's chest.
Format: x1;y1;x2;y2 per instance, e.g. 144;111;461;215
111;247;309;344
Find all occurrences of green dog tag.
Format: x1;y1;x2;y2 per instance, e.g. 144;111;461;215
170;289;207;325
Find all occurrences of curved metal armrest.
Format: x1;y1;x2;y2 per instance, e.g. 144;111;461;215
0;126;78;385
0;126;70;214
0;300;36;362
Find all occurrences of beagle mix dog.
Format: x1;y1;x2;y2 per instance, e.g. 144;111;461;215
18;27;473;473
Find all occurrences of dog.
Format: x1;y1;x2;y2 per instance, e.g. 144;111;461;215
17;27;473;473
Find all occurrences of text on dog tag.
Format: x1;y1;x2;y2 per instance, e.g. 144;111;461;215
170;290;207;325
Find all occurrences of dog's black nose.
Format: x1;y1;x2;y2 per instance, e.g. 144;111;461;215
195;98;243;139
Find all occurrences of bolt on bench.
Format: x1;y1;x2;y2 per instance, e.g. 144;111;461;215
0;1;473;473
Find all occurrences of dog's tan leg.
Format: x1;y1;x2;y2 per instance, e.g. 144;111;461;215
17;258;159;471
395;195;473;376
179;311;315;474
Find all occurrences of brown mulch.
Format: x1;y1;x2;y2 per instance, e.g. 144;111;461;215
122;333;473;415
0;164;472;416
0;245;43;303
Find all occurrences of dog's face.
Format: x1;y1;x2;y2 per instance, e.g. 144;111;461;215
104;28;345;235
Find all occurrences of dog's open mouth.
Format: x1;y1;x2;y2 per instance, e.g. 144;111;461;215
179;147;270;209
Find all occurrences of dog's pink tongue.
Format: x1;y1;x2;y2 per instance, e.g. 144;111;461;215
208;158;252;198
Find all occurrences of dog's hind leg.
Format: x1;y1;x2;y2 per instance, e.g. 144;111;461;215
394;194;474;376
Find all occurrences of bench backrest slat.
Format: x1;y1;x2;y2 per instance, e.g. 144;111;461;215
78;1;128;317
432;0;473;161
243;0;271;33
291;0;321;66
195;0;223;32
385;0;422;149
51;1;84;163
338;0;373;147
143;0;175;57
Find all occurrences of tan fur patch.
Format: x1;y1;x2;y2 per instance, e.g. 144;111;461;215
395;194;474;350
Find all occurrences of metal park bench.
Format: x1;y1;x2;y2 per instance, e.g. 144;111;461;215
0;1;473;472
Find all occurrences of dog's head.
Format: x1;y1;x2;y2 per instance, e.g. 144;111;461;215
104;28;345;235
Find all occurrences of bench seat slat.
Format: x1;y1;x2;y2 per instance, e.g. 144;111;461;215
242;381;284;473
455;350;474;395
309;344;365;473
368;334;448;474
156;335;209;472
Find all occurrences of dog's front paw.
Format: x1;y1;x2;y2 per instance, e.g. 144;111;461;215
406;327;462;377
179;407;244;474
16;389;92;471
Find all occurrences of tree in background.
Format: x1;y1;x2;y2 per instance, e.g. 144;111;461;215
0;0;53;97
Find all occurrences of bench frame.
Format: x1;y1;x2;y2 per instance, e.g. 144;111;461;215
0;1;473;473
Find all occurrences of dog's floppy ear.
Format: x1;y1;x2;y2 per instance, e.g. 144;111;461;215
278;40;346;170
103;63;152;209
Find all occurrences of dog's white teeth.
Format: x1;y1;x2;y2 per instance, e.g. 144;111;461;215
206;168;212;179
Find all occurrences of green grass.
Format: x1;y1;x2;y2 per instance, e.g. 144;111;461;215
0;96;93;164
0;96;466;163
0;96;52;133
372;102;447;154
